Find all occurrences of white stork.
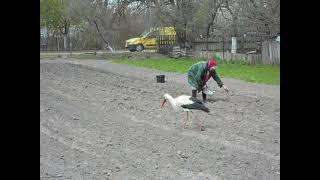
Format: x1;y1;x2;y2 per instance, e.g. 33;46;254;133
161;93;210;131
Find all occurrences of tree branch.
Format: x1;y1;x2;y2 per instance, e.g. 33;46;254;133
219;7;232;21
206;3;221;36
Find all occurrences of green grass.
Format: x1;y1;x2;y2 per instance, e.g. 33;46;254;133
40;54;58;59
112;57;280;85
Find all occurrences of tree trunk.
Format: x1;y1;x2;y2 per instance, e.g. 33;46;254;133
57;37;60;52
222;34;225;60
205;3;220;51
205;29;211;52
92;20;114;52
175;28;186;48
69;35;72;55
232;18;238;37
63;34;67;51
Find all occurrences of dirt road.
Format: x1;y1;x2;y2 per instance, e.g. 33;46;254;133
40;58;280;179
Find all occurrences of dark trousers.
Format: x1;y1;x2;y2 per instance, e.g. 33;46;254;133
192;89;207;102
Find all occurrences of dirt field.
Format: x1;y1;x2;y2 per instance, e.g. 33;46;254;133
40;58;280;179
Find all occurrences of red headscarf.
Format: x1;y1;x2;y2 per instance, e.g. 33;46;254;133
207;59;218;69
205;59;218;82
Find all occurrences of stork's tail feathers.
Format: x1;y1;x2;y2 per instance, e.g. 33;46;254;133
201;106;210;113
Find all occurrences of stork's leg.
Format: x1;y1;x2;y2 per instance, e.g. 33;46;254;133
198;116;204;131
202;92;207;104
183;111;188;129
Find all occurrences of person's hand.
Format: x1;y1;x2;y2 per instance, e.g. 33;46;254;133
222;85;229;93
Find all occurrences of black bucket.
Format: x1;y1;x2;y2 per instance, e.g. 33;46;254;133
156;75;165;83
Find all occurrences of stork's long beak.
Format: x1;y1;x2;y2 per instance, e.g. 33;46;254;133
161;99;167;108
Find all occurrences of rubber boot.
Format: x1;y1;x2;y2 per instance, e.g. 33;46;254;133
202;92;207;103
192;89;197;98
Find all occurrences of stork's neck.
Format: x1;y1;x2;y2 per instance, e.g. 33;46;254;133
165;94;178;109
165;94;175;104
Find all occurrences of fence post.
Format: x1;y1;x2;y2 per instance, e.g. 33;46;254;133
242;35;245;53
184;23;187;48
69;35;72;55
206;35;209;51
260;36;262;53
159;35;161;53
262;41;268;64
231;37;237;54
94;38;97;55
156;35;159;53
57;36;60;54
222;35;225;60
269;42;273;64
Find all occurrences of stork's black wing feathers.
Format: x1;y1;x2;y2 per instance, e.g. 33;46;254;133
189;97;203;104
181;102;210;113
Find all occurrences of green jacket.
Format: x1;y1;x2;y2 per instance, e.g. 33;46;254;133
188;61;223;91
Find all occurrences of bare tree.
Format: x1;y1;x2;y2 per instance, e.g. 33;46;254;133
241;0;280;34
70;0;150;51
142;0;198;48
41;0;279;51
205;0;222;38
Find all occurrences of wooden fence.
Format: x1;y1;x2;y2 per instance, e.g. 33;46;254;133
193;35;272;53
262;41;280;64
157;34;280;64
157;35;176;54
40;35;123;52
213;52;263;64
157;34;273;53
40;36;99;51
